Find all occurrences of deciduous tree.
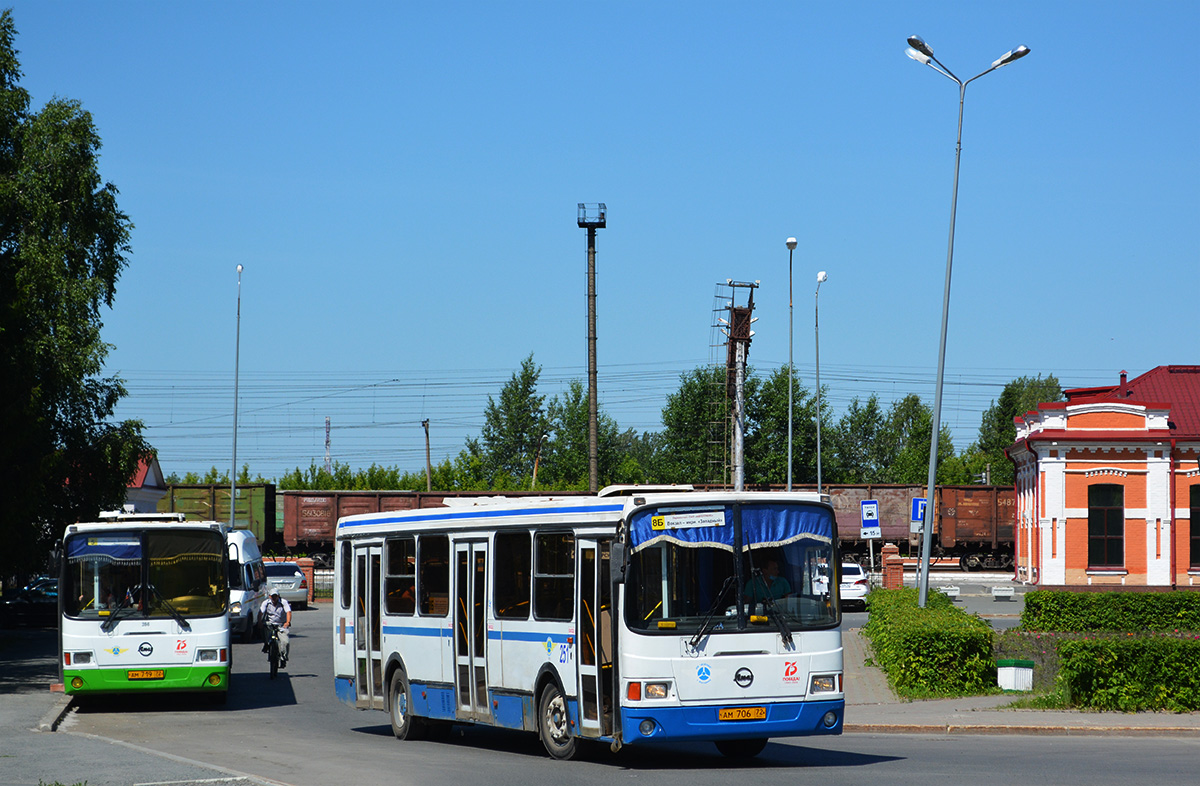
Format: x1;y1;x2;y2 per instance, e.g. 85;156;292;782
0;11;150;582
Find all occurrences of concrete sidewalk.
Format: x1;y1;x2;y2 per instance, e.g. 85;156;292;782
842;627;1200;736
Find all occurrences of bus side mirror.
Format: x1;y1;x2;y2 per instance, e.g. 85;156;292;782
610;541;627;584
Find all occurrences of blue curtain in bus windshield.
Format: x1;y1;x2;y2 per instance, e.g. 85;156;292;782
628;504;834;552
67;535;142;562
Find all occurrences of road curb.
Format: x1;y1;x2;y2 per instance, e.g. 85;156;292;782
844;722;1200;737
36;693;74;732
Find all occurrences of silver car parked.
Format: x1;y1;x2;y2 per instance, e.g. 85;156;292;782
263;562;308;609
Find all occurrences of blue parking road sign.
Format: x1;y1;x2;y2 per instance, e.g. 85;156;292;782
910;497;927;533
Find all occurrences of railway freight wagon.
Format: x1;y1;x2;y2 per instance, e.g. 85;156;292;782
157;483;279;550
816;484;1013;571
280;485;1012;571
279;489;591;565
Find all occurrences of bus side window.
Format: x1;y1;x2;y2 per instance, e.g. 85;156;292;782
339;541;352;610
385;537;415;615
534;532;574;621
494;531;531;619
418;534;449;616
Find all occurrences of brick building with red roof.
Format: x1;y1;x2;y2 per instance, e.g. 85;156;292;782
1007;366;1200;589
124;455;167;513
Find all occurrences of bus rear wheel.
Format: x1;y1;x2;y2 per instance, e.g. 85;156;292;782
389;669;426;741
715;738;768;759
538;683;577;760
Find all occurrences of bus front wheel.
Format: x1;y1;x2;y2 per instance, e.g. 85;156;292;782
389;669;426;741
715;738;768;759
538;683;577;760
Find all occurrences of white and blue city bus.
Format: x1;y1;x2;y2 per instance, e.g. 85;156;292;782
333;486;844;759
59;512;231;702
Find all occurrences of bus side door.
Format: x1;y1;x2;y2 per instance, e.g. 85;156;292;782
353;543;385;710
453;539;491;723
576;538;613;738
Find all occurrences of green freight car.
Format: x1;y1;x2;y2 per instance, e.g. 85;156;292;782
157;484;278;550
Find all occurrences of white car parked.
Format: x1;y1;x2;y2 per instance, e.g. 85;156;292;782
264;561;308;609
839;562;869;611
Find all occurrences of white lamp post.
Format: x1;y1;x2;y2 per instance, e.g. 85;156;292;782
815;270;827;491
230;264;243;530
906;35;1030;607
786;237;797;491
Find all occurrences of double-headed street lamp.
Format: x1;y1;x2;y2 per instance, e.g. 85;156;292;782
906;35;1030;607
786;237;798;491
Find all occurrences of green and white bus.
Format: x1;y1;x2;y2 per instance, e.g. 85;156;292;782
60;512;231;702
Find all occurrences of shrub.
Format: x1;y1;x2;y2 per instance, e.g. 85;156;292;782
863;587;994;698
1057;635;1200;712
1023;590;1200;632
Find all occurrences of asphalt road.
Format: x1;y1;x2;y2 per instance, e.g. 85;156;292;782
6;578;1197;786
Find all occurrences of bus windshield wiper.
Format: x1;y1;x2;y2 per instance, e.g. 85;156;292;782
689;575;736;649
748;568;794;647
148;584;191;631
100;605;137;633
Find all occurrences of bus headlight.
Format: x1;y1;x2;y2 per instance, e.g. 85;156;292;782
809;673;841;694
638;719;657;736
230;601;242;615
644;682;670;700
196;649;219;663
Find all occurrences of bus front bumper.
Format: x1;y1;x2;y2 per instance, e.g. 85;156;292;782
618;698;843;744
63;666;229;695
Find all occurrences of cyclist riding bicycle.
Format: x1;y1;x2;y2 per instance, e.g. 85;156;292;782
260;587;292;667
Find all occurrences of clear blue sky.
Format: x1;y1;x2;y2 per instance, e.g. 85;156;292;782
11;2;1198;481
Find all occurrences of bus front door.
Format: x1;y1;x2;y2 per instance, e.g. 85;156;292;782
353;544;385;710
454;540;490;723
577;538;613;738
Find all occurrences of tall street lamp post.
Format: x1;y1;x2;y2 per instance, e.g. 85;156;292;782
815;270;827;491
230;264;243;531
905;35;1030;607
786;237;797;491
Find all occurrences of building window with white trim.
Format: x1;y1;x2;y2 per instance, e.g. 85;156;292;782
1190;486;1200;570
1088;484;1124;569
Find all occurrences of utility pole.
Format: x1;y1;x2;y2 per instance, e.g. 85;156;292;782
324;416;332;475
720;280;757;491
422;419;432;492
577;203;606;494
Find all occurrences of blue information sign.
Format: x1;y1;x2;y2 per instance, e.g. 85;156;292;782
910;497;927;534
860;500;881;540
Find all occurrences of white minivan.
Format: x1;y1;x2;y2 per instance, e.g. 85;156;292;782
225;527;266;641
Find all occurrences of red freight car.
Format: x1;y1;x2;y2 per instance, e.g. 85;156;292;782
280;490;591;565
280;485;1013;571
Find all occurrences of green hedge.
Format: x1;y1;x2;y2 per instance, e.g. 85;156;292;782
1058;635;1200;712
862;588;994;697
1023;590;1200;632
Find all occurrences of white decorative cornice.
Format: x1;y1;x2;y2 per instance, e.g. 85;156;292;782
1083;468;1129;478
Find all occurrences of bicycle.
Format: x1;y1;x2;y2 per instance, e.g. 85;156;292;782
264;622;285;679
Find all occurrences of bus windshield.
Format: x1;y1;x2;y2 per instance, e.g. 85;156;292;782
624;501;839;634
63;529;228;619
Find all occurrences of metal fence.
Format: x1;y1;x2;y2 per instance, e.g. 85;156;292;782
313;568;334;599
